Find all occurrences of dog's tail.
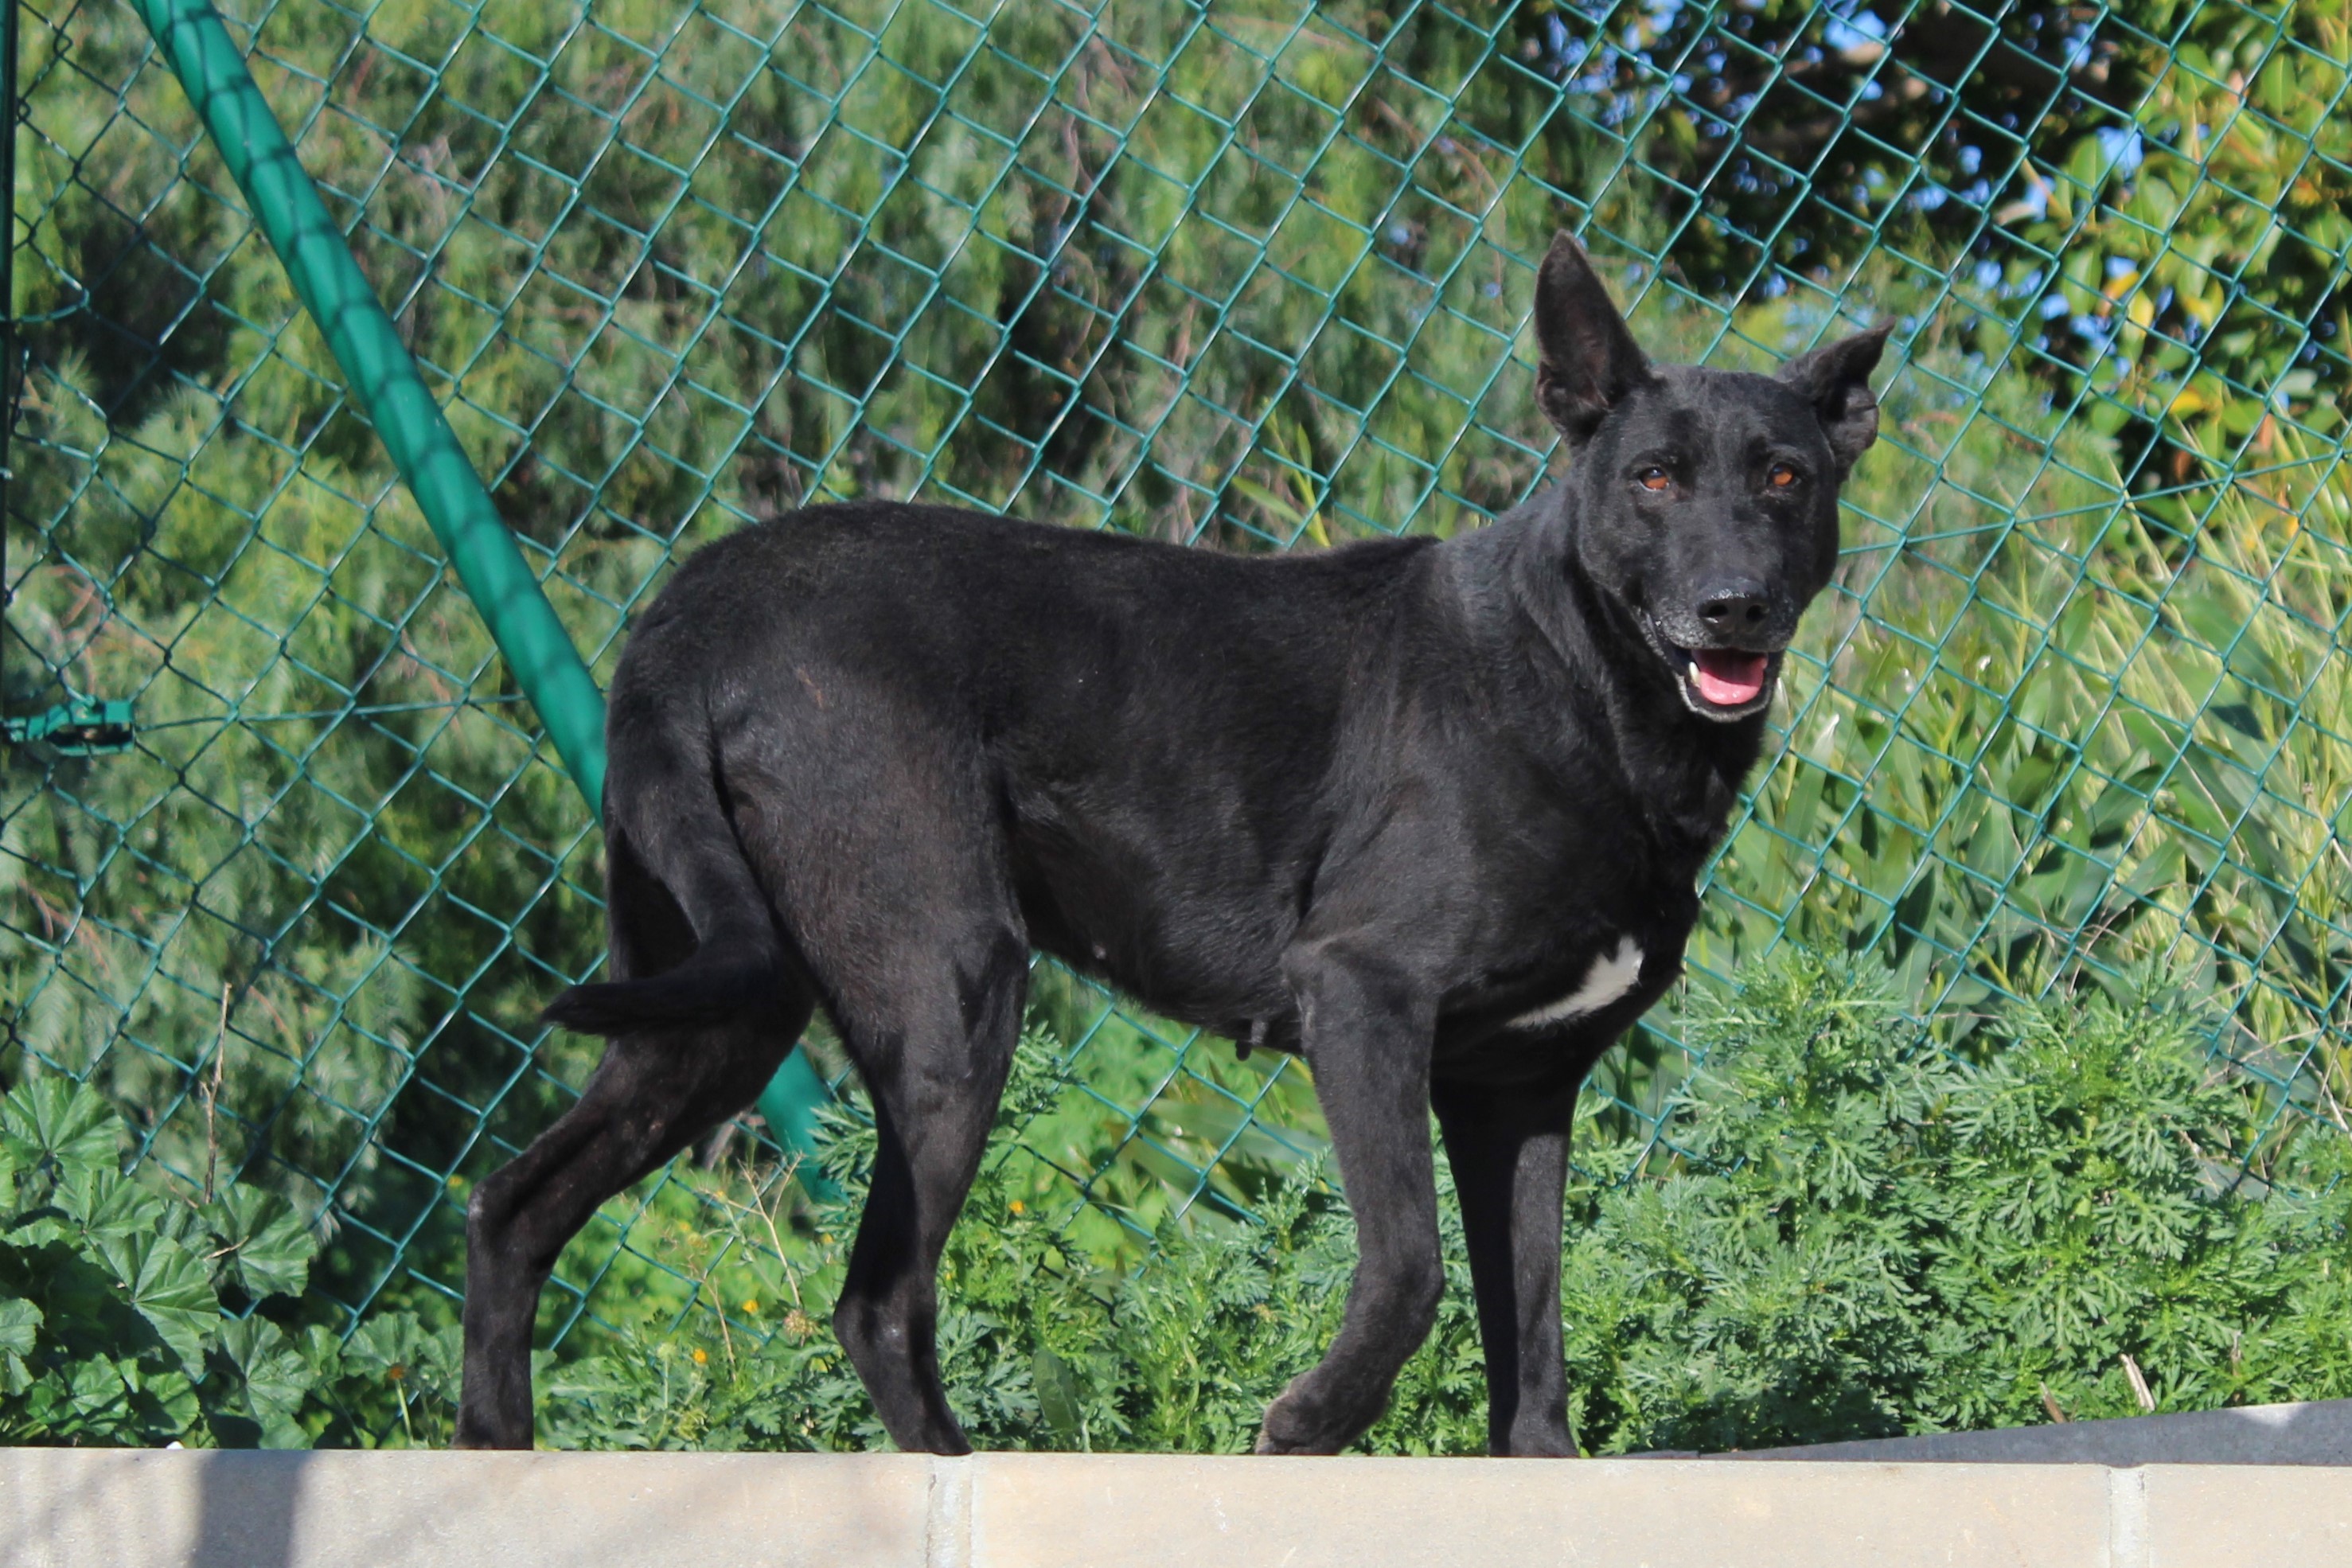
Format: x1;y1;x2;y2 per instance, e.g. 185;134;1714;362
541;701;789;1038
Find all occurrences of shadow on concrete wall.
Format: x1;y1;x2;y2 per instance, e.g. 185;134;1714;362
1719;1398;2352;1465
189;1449;304;1568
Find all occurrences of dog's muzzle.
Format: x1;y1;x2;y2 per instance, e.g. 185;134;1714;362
1640;612;1786;722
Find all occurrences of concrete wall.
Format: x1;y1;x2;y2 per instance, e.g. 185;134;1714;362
5;1449;2347;1568
1727;1398;2352;1466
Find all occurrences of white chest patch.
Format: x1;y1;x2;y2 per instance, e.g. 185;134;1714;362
1507;936;1644;1031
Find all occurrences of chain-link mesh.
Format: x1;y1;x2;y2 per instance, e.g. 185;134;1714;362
3;0;2346;1410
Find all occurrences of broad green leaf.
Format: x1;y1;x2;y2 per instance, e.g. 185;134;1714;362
4;1212;68;1249
217;1316;316;1449
96;1233;218;1378
0;1296;40;1357
60;1166;170;1243
293;1324;344;1384
0;1080;119;1180
119;1354;202;1444
344;1311;439;1380
343;1312;462;1411
62;1355;132;1436
201;1188;316;1302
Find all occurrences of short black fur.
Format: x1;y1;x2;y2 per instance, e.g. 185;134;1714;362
456;233;1890;1457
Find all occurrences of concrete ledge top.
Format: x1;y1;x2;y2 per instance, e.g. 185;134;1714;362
1726;1397;2352;1467
6;1448;2350;1568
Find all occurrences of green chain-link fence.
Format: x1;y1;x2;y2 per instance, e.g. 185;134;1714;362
2;0;2347;1429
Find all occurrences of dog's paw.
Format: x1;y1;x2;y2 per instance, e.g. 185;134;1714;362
1252;1381;1340;1456
451;1416;530;1451
1254;1420;1325;1456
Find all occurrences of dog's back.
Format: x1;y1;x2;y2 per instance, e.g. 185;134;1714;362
597;501;1439;1027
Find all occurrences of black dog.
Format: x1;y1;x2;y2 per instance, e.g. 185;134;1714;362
454;233;1888;1457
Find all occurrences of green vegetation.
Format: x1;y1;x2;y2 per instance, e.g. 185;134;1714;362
0;0;2346;1445
0;1075;458;1445
1706;0;2352;1103
466;957;2352;1453
17;954;2346;1453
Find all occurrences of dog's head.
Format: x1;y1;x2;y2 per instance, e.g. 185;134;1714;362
1532;232;1890;722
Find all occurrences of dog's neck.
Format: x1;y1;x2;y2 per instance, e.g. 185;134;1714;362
1458;492;1769;859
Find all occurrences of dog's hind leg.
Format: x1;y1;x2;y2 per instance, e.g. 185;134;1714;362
455;830;813;1449
826;923;1028;1455
1432;1075;1582;1457
1254;940;1443;1455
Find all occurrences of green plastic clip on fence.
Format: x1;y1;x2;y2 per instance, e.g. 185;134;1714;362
131;0;829;1167
0;0;128;755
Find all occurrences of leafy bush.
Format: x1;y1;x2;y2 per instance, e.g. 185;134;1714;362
0;1077;461;1447
1552;957;2352;1453
14;953;2347;1452
531;954;2352;1455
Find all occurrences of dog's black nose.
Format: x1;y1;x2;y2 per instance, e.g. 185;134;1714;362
1696;582;1769;632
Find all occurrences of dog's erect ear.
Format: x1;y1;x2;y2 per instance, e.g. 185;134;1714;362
1776;321;1893;473
1532;232;1652;443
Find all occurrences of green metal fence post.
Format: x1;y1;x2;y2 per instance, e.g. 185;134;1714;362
130;0;827;1158
133;0;606;801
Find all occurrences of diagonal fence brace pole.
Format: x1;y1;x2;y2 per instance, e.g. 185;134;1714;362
132;0;828;1164
133;0;607;803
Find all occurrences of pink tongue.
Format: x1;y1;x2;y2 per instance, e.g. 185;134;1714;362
1691;649;1769;706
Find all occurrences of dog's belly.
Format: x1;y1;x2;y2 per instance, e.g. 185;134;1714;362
1503;935;1643;1030
1009;798;1311;1026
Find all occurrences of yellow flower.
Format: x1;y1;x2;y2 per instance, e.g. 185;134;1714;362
692;1347;708;1365
742;1298;760;1314
1009;1199;1025;1215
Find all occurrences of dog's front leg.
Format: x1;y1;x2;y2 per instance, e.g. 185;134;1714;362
1431;1075;1582;1457
1255;940;1441;1456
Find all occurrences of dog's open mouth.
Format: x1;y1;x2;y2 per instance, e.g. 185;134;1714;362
1687;648;1771;709
1671;644;1781;719
1639;615;1784;720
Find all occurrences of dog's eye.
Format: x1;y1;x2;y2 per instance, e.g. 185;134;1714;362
1767;462;1800;489
1636;466;1671;493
